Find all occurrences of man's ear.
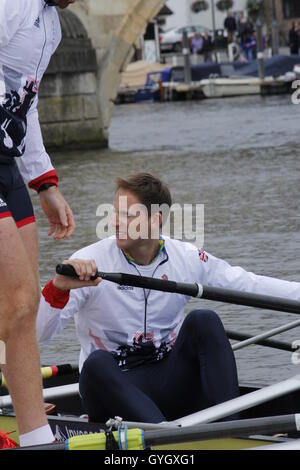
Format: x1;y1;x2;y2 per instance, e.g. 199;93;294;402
151;211;162;227
158;211;163;228
149;212;161;238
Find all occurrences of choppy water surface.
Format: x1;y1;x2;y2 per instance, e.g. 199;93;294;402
36;95;300;386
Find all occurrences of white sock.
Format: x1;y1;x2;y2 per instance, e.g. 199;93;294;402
19;424;54;447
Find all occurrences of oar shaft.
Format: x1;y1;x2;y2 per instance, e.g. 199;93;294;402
0;383;79;408
201;285;300;315
226;330;296;352
0;364;78;389
16;442;66;451
232;319;300;351
145;414;300;447
103;272;200;297
173;374;300;427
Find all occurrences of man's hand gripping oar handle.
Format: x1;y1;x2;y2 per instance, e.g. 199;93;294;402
56;263;99;281
55;264;202;297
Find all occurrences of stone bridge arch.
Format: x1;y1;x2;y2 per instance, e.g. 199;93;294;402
40;0;165;150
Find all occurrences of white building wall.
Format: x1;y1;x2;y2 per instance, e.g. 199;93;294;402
165;0;248;30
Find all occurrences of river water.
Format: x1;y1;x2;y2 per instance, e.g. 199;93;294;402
36;94;300;386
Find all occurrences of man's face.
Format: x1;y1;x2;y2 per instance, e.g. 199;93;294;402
113;189;156;252
52;0;76;9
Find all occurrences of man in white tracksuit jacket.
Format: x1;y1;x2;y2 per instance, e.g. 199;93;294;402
0;0;75;447
37;173;300;424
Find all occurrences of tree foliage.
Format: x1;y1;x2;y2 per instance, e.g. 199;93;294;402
216;0;234;12
247;0;264;21
191;1;209;13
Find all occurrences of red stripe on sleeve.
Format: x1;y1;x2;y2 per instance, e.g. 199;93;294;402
29;170;59;192
42;280;70;309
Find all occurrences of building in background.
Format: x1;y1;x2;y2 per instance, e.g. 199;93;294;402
142;5;174;62
265;0;300;43
164;0;248;31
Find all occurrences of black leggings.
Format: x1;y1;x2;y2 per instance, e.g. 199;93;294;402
0;162;34;226
79;310;239;423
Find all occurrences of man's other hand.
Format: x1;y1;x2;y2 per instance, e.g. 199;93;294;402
39;186;75;239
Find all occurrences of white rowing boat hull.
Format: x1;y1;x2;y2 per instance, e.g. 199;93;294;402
200;77;265;98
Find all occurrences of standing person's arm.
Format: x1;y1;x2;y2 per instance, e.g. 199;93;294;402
16;105;75;239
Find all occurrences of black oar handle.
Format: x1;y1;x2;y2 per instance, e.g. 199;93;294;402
56;264;99;281
56;264;200;297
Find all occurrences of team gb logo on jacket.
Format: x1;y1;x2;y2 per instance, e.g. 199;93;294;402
199;249;208;263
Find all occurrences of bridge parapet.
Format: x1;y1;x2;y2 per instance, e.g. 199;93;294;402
39;0;165;150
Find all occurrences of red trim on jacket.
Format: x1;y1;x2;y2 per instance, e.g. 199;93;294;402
42;280;70;309
29;170;58;192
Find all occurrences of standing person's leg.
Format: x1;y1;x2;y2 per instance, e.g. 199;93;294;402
0;165;52;443
0;219;49;435
149;310;239;421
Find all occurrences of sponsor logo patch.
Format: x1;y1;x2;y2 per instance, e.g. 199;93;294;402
0;198;7;208
198;249;208;263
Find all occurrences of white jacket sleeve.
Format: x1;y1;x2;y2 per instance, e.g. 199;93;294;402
0;0;24;48
15;104;58;191
36;281;87;344
194;249;300;300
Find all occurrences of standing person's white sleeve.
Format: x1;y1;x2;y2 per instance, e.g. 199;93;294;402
0;0;24;48
190;247;300;300
15;106;59;192
37;280;86;344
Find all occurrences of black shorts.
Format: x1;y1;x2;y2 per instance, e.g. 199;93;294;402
0;162;35;228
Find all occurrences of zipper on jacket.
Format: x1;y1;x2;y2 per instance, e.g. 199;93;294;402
35;6;48;81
